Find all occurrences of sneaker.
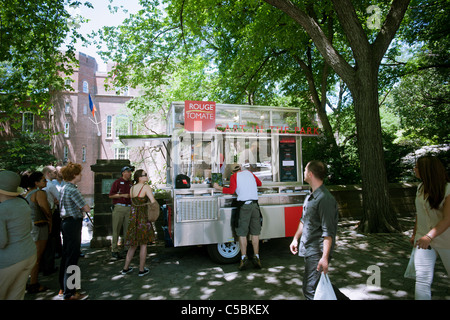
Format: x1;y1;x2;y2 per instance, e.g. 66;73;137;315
111;252;119;260
64;292;89;300
121;267;134;275
239;257;249;271
138;267;150;277
252;256;262;269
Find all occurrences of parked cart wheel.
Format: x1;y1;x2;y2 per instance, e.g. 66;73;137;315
207;241;240;264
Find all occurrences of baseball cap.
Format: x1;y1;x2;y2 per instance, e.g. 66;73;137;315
121;166;134;173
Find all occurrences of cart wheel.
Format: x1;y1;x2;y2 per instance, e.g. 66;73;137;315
207;242;240;264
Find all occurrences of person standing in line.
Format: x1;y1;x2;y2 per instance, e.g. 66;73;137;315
41;166;60;275
411;156;450;300
109;166;134;259
214;164;263;270
22;172;52;294
0;171;37;300
58;162;91;300
52;166;65;191
42;166;60;212
51;166;64;258
289;160;347;300
121;169;157;277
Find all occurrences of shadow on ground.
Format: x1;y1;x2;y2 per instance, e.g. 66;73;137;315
26;217;449;300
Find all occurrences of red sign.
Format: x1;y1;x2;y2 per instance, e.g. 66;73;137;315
184;101;216;132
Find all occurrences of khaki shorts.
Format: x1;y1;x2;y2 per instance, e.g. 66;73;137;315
235;202;262;237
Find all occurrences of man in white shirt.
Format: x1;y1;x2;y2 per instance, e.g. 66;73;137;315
41;165;61;275
214;164;263;270
43;166;60;211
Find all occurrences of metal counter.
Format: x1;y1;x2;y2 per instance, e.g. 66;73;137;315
170;185;309;246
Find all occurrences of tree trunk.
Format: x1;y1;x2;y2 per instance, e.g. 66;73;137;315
351;66;401;233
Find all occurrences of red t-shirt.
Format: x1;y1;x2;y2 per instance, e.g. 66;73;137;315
109;178;132;205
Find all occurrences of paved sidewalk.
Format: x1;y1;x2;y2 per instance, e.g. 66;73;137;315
24;217;449;301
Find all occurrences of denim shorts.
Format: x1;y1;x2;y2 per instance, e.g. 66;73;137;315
235;202;261;237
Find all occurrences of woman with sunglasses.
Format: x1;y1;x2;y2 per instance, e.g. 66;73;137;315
121;170;157;277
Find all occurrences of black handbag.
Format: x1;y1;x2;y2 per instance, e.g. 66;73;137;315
175;174;191;189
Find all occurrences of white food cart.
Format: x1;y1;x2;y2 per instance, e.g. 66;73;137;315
121;101;320;263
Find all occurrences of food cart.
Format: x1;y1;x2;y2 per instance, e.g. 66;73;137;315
121;101;320;263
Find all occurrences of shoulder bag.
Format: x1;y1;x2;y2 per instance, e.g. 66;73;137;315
131;185;160;222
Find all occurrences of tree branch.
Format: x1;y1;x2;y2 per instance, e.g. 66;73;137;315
179;0;189;54
263;0;355;84
372;0;411;65
331;0;370;63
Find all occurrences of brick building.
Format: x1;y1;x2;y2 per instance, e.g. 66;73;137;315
1;51;166;203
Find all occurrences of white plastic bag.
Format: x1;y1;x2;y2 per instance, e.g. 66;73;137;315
404;247;416;279
314;272;337;300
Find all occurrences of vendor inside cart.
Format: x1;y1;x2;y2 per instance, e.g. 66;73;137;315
223;138;272;182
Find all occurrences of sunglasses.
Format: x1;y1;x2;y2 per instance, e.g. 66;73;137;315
141;173;148;177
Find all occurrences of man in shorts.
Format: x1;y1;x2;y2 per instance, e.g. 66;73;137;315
214;164;262;270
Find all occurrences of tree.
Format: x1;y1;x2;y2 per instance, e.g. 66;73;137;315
0;132;57;172
0;0;90;128
390;0;450;145
391;68;450;144
96;0;415;232
263;0;411;232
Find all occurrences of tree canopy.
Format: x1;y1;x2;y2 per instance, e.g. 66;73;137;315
0;0;90;128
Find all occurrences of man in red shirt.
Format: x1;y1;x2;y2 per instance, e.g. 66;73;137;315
109;166;133;259
214;164;263;270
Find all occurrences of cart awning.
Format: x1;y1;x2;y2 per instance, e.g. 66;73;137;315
119;135;171;148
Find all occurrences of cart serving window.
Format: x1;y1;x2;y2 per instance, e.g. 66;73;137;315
121;101;320;263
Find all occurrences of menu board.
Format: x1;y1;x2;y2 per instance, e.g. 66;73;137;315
279;138;297;182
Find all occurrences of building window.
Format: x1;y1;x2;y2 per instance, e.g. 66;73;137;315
64;122;70;138
22;112;34;132
64;78;72;87
83;81;89;93
115;114;131;138
82;146;86;162
65;101;71;114
106;115;112;139
63;146;69;163
129;120;134;135
115;86;129;96
83;104;88;115
114;147;129;160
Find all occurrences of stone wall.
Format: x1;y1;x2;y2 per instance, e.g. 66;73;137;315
328;182;419;220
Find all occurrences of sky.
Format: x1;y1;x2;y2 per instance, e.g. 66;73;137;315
64;0;143;72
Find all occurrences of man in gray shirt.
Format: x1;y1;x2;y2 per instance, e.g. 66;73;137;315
290;160;347;300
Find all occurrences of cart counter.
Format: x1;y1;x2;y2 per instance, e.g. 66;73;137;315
170;185;309;247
